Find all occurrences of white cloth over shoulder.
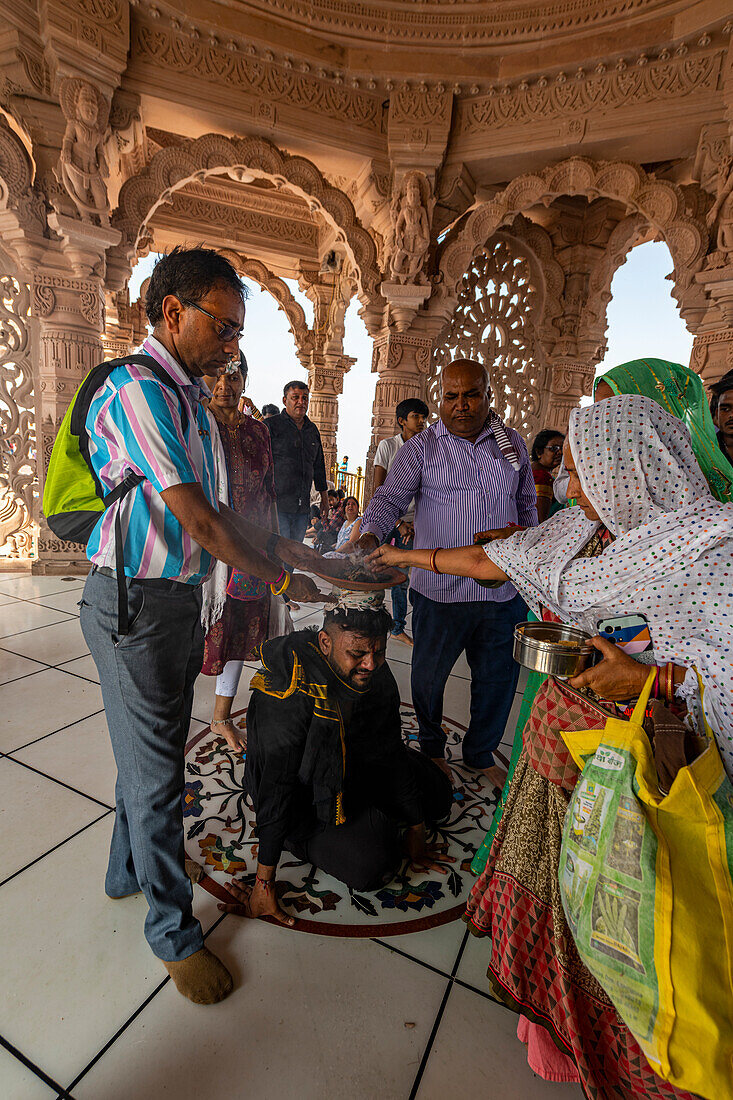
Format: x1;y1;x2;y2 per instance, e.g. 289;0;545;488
486;395;733;778
200;410;230;635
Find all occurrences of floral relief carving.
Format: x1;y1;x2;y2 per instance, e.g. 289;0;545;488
32;284;56;318
457;46;722;134
154;193;319;249
0;276;37;559
430;239;547;438
131;18;381;133
111;133;381;298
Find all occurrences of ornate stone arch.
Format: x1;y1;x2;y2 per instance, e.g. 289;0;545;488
429;220;558;438
110;133;381;300
440;157;709;313
581;212;651;351
218;249;315;366
0;115;46;253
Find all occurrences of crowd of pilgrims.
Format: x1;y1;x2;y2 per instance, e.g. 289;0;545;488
209;350;733;1100
69;249;733;1098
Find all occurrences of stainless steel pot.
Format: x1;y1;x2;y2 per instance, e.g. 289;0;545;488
513;621;598;677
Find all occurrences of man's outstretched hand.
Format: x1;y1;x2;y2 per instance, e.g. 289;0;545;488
288;573;333;604
217;876;295;927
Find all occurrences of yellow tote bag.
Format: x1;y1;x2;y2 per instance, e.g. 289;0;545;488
559;669;733;1100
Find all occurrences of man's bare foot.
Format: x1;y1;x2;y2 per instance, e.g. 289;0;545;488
163;947;233;1004
211;717;246;753
478;764;508;791
431;756;453;784
392;631;414;647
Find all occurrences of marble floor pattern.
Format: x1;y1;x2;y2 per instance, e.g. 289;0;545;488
0;570;580;1100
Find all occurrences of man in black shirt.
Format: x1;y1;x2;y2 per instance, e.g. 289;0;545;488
218;598;453;926
711;369;733;468
266;380;328;541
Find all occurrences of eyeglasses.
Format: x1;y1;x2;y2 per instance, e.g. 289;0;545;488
545;443;564;454
181;299;243;343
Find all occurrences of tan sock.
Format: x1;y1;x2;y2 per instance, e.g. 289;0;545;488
163;947;233;1004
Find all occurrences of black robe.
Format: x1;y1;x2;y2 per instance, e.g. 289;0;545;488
245;631;424;866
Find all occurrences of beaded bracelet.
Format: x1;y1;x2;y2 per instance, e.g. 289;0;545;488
429;547;442;574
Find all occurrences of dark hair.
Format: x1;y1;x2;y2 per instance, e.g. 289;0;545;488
343;495;360;509
396;398;429;424
710;369;733;417
238;351;248;381
322;606;393;639
531;428;564;461
145;247;247;326
327;489;339;500
261;403;280;417
283;380;309;397
336;488;345;499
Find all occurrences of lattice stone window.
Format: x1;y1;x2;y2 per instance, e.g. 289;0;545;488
429;238;546;437
0;275;37;559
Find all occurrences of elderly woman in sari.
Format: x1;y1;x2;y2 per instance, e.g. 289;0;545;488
473;357;733;876
370;395;733;1100
200;356;279;750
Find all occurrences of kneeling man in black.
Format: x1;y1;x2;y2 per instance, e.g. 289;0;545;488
219;593;453;926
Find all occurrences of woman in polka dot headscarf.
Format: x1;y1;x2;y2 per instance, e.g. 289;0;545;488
371;394;733;1098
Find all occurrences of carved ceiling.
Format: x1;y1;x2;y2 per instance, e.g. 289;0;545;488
175;0;699;51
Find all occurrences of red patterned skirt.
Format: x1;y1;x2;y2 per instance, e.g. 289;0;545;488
464;677;699;1100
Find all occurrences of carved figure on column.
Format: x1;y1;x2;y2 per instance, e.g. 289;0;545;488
705;155;733;265
389;172;432;286
57;79;111;227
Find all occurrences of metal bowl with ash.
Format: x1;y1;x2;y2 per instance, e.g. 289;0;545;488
513;621;599;678
310;548;407;592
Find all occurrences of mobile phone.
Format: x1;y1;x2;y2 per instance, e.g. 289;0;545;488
596;614;651;656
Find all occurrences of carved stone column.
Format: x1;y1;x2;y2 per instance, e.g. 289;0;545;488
690;327;733;388
366;330;432;496
300;268;354;478
308;355;357;477
33;272;106;573
544;357;597;431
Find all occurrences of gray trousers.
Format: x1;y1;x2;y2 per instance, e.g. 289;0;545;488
80;568;204;961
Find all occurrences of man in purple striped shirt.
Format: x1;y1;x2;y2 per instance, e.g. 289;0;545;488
358;360;537;788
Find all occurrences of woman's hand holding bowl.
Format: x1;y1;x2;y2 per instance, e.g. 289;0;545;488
368;544;409;573
568;635;651;701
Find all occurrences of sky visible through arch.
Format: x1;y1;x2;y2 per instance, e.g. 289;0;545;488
128;240;692;467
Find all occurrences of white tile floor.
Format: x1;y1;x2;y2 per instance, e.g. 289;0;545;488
0;572;578;1099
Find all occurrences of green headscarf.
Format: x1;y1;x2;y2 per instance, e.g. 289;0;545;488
593;357;733;503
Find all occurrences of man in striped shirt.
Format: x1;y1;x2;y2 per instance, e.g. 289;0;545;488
79;249;323;1005
358;360;537;789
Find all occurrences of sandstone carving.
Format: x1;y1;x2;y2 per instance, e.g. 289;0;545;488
57;79;111;226
389;172;433;286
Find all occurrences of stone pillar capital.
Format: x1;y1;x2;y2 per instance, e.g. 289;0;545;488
544;357;596;431
32;268;105;572
689;326;733;388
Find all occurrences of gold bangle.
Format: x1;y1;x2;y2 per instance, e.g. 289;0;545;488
666;662;674;704
429;548;442;574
